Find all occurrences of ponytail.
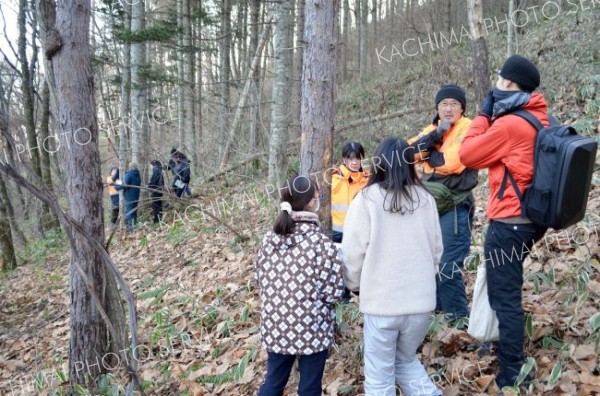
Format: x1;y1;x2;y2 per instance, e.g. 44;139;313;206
273;211;295;235
272;176;317;235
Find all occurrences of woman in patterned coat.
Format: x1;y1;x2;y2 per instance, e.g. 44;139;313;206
255;175;345;396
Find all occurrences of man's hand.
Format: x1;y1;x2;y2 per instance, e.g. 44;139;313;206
481;90;494;118
433;119;453;142
427;149;445;167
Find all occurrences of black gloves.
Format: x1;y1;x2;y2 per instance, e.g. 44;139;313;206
432;119;453;142
481;90;494;118
412;119;454;152
427;150;445;167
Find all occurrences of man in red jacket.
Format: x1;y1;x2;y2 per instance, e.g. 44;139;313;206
459;55;549;390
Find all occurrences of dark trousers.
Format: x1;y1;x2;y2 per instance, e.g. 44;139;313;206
331;231;351;301
110;194;119;224
258;349;328;396
124;200;139;233
436;203;473;320
110;205;119;224
331;231;343;243
151;193;163;223
483;220;546;388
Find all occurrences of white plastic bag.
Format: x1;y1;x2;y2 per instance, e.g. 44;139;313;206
174;179;186;189
467;264;499;342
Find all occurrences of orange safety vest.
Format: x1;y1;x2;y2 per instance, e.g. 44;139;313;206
331;164;369;233
408;116;472;177
107;175;118;196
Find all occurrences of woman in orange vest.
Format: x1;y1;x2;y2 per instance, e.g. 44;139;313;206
331;142;369;244
106;167;120;226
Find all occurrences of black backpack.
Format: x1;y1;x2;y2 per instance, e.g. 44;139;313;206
498;110;597;230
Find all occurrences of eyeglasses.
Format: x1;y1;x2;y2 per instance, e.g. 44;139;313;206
438;101;461;110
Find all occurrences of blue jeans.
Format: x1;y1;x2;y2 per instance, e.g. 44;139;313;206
259;349;328;396
124;200;139;232
484;220;546;388
435;203;473;320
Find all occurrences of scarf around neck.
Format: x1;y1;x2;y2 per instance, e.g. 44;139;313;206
492;88;531;118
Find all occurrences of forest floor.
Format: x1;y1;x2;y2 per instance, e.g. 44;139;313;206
0;167;599;395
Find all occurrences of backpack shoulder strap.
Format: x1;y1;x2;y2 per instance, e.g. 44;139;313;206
497;165;523;201
511;109;545;131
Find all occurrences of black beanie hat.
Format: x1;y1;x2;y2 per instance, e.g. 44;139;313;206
499;55;540;92
435;84;467;110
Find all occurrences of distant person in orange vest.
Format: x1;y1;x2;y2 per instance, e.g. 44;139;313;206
331;142;369;243
106;167;120;226
331;142;369;303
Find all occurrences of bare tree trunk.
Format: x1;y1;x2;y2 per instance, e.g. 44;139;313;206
218;0;232;159
249;0;260;68
35;0;60;232
195;0;203;143
300;0;338;232
131;0;148;173
507;0;516;57
468;0;491;108
177;0;185;148
19;0;48;234
0;173;17;271
0;107;18;271
50;0;110;390
249;0;260;149
182;0;197;167
292;0;304;140
342;0;349;80
359;0;368;80
241;0;248;72
119;3;131;232
373;0;379;43
39;80;60;230
268;0;293;189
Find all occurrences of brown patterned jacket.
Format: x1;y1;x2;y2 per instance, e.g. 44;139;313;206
255;211;344;355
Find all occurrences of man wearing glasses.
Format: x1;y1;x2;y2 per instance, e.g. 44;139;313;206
408;84;479;326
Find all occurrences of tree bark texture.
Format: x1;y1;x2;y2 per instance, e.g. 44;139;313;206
51;0;115;389
268;0;293;190
468;0;491;108
300;0;338;232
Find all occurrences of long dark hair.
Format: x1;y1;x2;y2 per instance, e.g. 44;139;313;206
109;166;119;181
273;176;317;235
365;137;424;214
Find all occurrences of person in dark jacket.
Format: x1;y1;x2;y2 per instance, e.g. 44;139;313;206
167;149;192;198
148;160;164;224
106;167;120;226
173;154;191;198
115;163;141;233
167;148;179;176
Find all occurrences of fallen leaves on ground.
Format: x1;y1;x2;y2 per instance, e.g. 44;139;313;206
1;175;599;395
